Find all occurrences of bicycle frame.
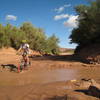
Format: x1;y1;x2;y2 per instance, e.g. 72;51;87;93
18;56;30;73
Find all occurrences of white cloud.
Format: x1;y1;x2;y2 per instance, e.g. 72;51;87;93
54;4;71;13
54;7;64;13
63;15;79;28
6;15;17;21
54;14;69;20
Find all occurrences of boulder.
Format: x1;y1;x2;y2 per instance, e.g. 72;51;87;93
88;85;100;98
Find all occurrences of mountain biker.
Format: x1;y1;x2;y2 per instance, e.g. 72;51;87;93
17;40;30;69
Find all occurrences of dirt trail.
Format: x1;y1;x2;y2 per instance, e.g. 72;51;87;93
0;48;100;100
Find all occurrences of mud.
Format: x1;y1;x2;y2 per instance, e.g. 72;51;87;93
0;48;100;100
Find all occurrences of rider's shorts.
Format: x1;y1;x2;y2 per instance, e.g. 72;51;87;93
22;52;29;57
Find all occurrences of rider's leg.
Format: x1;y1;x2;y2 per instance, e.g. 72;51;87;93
26;55;29;65
22;56;26;69
23;55;29;68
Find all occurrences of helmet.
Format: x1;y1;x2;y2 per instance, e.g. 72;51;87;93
22;40;27;43
26;44;29;48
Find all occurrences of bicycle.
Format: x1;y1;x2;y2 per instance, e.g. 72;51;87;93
17;53;31;73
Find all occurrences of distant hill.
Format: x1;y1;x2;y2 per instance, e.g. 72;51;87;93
59;48;74;53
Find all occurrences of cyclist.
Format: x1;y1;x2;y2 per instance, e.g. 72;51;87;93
17;40;30;69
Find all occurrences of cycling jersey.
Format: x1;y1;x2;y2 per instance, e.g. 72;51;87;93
20;43;30;56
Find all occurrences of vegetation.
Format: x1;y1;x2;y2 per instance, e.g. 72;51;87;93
70;0;100;50
0;22;59;54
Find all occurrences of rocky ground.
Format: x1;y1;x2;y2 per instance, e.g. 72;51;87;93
75;44;100;64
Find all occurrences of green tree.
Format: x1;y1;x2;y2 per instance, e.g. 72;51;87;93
10;26;26;49
20;22;45;50
0;22;60;55
0;24;12;48
0;24;5;48
70;0;100;47
46;34;59;54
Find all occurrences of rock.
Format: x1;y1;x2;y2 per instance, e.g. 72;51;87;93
73;79;100;89
74;78;92;88
67;91;99;100
76;79;100;98
67;79;100;100
88;85;100;98
88;79;100;98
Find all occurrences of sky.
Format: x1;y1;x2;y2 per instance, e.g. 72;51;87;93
0;0;89;48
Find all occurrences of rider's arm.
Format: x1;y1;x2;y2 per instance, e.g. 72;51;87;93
17;48;21;52
17;46;22;55
16;48;21;55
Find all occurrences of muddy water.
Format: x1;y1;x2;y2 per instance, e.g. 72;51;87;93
0;69;77;86
0;66;100;86
26;69;77;84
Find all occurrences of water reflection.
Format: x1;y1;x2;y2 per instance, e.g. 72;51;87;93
21;69;77;85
